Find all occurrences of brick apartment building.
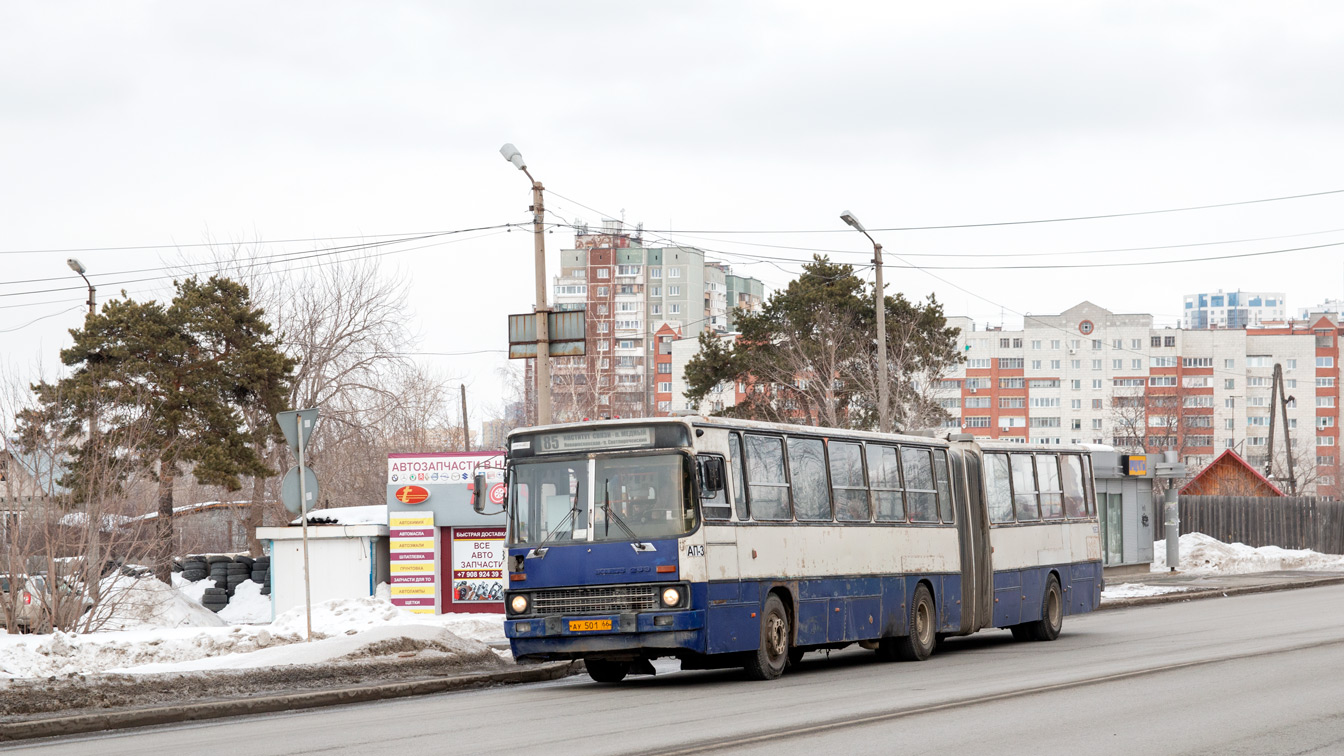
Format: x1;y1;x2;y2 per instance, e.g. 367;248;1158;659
549;221;763;420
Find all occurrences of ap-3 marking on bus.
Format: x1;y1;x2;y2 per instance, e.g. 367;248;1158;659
686;545;704;557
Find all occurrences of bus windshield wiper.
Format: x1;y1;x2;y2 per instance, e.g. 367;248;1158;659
602;479;642;542
538;485;584;548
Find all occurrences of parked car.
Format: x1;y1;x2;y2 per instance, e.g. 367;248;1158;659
3;575;90;633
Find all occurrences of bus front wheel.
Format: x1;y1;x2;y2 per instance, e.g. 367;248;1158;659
744;594;790;680
585;659;630;683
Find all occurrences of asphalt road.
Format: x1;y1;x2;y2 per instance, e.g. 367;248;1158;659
9;585;1344;756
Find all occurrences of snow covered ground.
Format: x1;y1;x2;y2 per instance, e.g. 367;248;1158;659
0;581;506;680
1152;532;1344;574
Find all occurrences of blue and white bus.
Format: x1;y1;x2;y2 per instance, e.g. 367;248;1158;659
474;417;1102;682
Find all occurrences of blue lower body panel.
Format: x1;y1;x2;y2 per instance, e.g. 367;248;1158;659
993;561;1102;628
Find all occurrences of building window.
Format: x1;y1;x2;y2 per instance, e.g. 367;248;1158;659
1051;360;1061;369
669;286;680;296
999;358;1024;369
1183;357;1213;368
1071;360;1081;370
1224;378;1235;389
1092;340;1102;350
1112;359;1122;370
1152;356;1177;367
597;323;610;333
1092;380;1103;389
1164;336;1176;347
1071;380;1081;390
966;396;991;408
1320;378;1337;387
595;268;610;279
1031;360;1042;370
1246;356;1271;367
1092;419;1103;430
1318;396;1336;407
1031;340;1041;350
1318;357;1335;368
658;382;672;393
968;358;991;369
1224;359;1236;369
652;286;661;296
1091;360;1102;370
657;363;672;374
1131;339;1142;349
1092;399;1102;409
670;304;681;314
1000;338;1011;348
1051;340;1061;349
650;267;662;279
668;267;682;278
597;286;609;296
1287;359;1297;369
616;265;641;276
1151;336;1161;347
651;304;661;314
999;397;1025;408
1000;378;1026;389
1013;338;1023;348
1319;436;1336;447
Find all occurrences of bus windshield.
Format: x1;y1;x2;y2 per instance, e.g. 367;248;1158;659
508;453;696;545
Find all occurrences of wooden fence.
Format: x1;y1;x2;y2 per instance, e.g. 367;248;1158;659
1179;495;1344;555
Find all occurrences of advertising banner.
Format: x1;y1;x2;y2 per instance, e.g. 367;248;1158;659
448;527;506;612
390;512;436;614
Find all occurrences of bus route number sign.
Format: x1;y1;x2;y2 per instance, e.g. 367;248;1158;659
538;427;655;454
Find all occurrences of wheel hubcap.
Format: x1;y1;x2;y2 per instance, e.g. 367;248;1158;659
1049;588;1061;626
766;614;786;658
916;603;931;645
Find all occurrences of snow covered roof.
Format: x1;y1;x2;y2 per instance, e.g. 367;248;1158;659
130;500;255;522
57;512;135;531
291;504;387;526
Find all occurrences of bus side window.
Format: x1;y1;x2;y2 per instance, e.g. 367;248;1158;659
902;447;938;523
829;441;870;522
1061;454;1088;518
934;449;954;524
787;437;831;521
1011;454;1041;521
867;444;905;522
728;433;749;521
744;434;792;521
985;453;1015;524
698;455;731;521
1083;455;1097;516
1037;454;1064;519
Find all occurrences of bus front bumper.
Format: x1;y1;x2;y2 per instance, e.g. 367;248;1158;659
505;610;705;659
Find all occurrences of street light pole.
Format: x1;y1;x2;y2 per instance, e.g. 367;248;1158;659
840;212;889;434
500;143;552;427
67;258;100;596
67;258;95;317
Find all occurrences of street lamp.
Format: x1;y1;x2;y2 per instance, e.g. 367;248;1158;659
500;143;552;426
67;258;95;316
840;211;890;434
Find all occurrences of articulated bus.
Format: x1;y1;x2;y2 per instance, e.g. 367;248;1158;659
473;416;1103;683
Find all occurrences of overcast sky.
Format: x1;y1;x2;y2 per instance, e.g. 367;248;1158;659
4;1;1344;429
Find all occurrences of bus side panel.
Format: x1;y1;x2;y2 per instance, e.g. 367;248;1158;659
936;574;962;632
706;580;759;654
993;570;1023;627
880;577;908;638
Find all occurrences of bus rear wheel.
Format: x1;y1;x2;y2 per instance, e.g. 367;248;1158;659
1015;574;1063;642
894;583;936;662
585;659;630;683
744;594;790;680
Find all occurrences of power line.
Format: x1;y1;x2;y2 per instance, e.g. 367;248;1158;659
0;229;489;256
613;187;1344;234
0;225;518;299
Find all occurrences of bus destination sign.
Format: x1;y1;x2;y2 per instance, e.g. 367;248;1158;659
537;427;655;454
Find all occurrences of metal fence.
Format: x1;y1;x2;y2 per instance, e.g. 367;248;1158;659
1179;495;1344;555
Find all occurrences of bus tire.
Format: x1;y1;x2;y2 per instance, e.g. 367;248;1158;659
585;659;630;683
1023;574;1064;642
895;583;936;662
744;594;790;680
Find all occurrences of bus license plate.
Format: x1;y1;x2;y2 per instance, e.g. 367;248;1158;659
569;619;612;632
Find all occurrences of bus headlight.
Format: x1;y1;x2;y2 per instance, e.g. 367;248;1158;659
661;587;682;607
510;594;529;614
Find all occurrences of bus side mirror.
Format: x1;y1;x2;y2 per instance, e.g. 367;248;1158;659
699;457;724;495
472;472;488;514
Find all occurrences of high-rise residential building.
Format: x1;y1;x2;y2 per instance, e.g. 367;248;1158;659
936;301;1341;497
550;221;763;420
1182;289;1286;329
1299;299;1344;320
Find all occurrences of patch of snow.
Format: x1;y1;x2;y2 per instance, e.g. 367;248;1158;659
1153;532;1344;574
1101;584;1197;600
292;504;387;526
114;624;486;674
96;575;226;632
217;581;271;625
171;572;211;606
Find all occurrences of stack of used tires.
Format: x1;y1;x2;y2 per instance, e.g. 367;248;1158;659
224;556;251;597
181;556;208;582
201;585;229;612
252;556;271;596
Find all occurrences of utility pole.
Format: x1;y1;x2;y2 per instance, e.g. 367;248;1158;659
1265;363;1297;494
500;144;552;426
460;384;471;452
68;259;101;596
841;211;890;433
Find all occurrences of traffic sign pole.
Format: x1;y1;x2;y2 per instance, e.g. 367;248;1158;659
297;412;313;642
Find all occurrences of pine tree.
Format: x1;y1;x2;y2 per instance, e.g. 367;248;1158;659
19;276;293;582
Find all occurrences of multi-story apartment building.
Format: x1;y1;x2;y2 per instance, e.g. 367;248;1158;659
937;302;1342;496
1182;289;1286;329
550;221;763;419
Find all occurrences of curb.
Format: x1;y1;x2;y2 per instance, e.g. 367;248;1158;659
1099;574;1344;611
0;660;582;743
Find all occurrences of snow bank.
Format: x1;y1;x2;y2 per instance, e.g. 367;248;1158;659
115;624;485;674
1153;532;1344;574
97;575;226;631
216;581;271;625
0;589;504;679
1101;584;1197;600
